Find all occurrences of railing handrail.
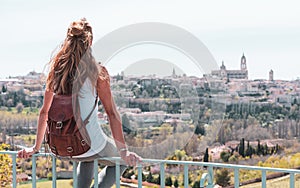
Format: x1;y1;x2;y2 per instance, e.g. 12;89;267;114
1;150;299;188
2;151;300;173
102;156;300;174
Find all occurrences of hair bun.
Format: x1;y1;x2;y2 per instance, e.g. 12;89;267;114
69;21;85;37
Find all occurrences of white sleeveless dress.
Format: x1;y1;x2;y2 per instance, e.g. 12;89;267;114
72;78;108;158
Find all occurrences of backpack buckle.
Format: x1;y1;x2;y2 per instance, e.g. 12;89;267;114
81;139;86;146
56;121;63;129
67;146;74;153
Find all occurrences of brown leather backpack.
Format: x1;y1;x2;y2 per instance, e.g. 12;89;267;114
45;94;97;157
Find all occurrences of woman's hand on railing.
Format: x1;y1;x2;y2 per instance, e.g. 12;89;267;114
17;147;39;159
119;149;142;166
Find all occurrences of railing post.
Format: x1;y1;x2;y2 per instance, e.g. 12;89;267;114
52;156;57;188
200;173;211;188
160;162;165;188
290;173;295;188
12;153;17;188
137;163;143;188
208;166;213;188
234;168;239;188
94;159;99;186
261;170;266;188
73;161;78;188
115;160;121;188
184;164;189;188
32;155;37;188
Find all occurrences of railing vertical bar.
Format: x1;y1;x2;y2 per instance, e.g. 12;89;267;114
32;155;37;188
115;160;121;188
73;161;78;188
184;164;189;188
52;156;57;188
261;170;266;188
234;168;239;188
290;173;295;188
208;166;213;188
137;164;143;188
93;159;98;186
160;162;165;188
12;153;17;188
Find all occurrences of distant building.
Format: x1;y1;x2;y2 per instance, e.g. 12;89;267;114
269;69;274;81
210;54;248;80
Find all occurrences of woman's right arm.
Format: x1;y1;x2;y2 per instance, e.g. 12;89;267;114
18;90;54;158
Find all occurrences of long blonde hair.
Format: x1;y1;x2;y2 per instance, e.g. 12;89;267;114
46;18;98;95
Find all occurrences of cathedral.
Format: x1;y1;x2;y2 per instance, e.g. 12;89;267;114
211;54;248;80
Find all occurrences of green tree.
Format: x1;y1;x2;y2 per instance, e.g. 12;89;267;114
1;85;7;93
194;124;205;135
263;143;268;155
146;172;154;183
257;139;262;155
165;176;173;186
238;138;245;157
174;178;179;188
154;174;161;185
245;140;253;158
275;143;280;154
192;180;200;188
203;148;209;162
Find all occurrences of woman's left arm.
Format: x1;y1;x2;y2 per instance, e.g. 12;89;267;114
97;66;141;166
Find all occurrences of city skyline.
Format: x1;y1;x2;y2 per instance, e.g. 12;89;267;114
1;0;299;80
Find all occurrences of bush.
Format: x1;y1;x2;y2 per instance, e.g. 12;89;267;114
228;154;238;163
220;151;231;162
0;144;12;186
122;169;135;179
215;169;231;187
174;178;179;187
47;172;52;180
165;176;173;186
192;180;200;188
146;172;154;183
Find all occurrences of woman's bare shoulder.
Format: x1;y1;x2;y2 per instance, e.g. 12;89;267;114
97;64;110;83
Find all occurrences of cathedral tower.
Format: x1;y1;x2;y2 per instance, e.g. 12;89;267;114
269;69;274;81
241;53;247;71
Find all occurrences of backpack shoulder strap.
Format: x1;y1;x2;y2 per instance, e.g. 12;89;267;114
82;93;98;125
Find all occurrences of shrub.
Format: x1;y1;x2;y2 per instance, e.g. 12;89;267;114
220;151;231;162
47;172;52;180
165;176;173;186
174;178;179;187
215;169;231;187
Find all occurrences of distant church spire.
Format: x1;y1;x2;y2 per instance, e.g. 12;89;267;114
220;61;226;70
241;53;247;71
172;67;176;78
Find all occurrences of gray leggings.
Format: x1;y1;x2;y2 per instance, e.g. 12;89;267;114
75;138;127;188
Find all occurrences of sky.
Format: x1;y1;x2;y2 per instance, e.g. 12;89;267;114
1;0;300;80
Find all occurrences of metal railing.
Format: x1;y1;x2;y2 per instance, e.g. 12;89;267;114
1;151;300;188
